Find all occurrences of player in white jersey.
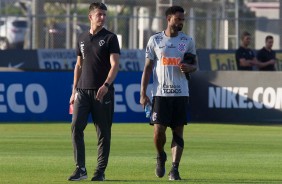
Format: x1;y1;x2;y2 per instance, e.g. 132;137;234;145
140;6;197;180
147;30;196;97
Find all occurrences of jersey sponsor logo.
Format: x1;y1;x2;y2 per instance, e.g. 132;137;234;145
180;36;188;41
161;56;181;66
80;42;85;59
162;84;182;94
167;44;176;48
178;43;186;52
104;100;111;104
99;40;105;46
163;88;182;94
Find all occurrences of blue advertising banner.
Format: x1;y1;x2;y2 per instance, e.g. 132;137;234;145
0;72;72;121
2;71;281;123
0;71;149;122
113;72;151;122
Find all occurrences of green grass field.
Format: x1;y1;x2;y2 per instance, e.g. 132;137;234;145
0;123;282;184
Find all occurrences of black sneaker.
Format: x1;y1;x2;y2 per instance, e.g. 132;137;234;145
155;151;167;178
91;170;105;181
68;166;87;181
168;168;181;180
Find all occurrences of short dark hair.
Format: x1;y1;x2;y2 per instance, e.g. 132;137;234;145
241;31;251;40
89;2;107;13
265;35;273;41
165;6;184;17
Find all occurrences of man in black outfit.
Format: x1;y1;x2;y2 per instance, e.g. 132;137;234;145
68;2;120;181
256;35;276;71
235;31;259;70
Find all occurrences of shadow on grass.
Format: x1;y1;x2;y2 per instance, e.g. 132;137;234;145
188;178;282;183
103;179;188;182
101;178;282;183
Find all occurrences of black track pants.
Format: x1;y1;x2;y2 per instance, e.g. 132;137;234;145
71;88;114;172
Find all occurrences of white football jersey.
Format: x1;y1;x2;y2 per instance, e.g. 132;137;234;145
146;31;196;97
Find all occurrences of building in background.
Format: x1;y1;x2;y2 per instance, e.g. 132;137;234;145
0;0;281;50
247;2;279;49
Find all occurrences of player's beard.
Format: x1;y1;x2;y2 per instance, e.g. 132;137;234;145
172;24;183;32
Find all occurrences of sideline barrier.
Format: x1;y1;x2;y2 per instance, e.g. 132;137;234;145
0;71;148;122
0;71;281;123
190;71;282;123
0;49;145;71
1;49;282;71
197;49;282;71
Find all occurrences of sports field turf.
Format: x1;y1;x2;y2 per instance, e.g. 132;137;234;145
0;123;282;184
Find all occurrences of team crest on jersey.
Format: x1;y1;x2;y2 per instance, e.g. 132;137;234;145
178;43;186;52
99;40;105;46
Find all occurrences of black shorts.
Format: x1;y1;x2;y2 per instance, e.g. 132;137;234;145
150;96;190;128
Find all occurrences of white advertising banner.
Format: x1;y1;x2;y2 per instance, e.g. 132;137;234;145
37;49;76;70
37;49;145;71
